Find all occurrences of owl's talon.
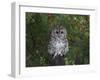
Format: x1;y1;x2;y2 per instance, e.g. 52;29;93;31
59;54;64;57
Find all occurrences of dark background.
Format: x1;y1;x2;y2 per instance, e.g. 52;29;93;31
26;12;89;67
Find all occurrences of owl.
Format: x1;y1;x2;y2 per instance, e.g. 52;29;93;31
48;25;69;59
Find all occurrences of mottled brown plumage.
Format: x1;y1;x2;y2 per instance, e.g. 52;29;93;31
48;25;69;62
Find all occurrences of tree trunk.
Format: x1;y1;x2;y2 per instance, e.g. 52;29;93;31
51;55;65;66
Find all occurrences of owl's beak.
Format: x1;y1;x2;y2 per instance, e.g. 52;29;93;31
58;35;60;38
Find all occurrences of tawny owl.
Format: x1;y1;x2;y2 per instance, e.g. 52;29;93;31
48;25;69;59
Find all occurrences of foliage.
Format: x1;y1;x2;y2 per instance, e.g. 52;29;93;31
26;12;89;67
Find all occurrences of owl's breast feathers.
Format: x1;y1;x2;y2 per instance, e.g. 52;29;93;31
54;38;65;49
48;37;68;57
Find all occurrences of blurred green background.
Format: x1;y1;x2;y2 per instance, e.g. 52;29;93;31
26;12;89;67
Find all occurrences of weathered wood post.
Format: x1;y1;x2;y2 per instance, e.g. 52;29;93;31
51;55;65;65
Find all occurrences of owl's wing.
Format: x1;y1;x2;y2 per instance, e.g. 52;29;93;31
63;39;69;55
48;40;55;55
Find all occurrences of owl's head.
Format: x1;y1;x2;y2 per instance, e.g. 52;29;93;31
51;25;67;39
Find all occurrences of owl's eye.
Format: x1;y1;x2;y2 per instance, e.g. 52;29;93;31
61;31;63;34
56;31;59;34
